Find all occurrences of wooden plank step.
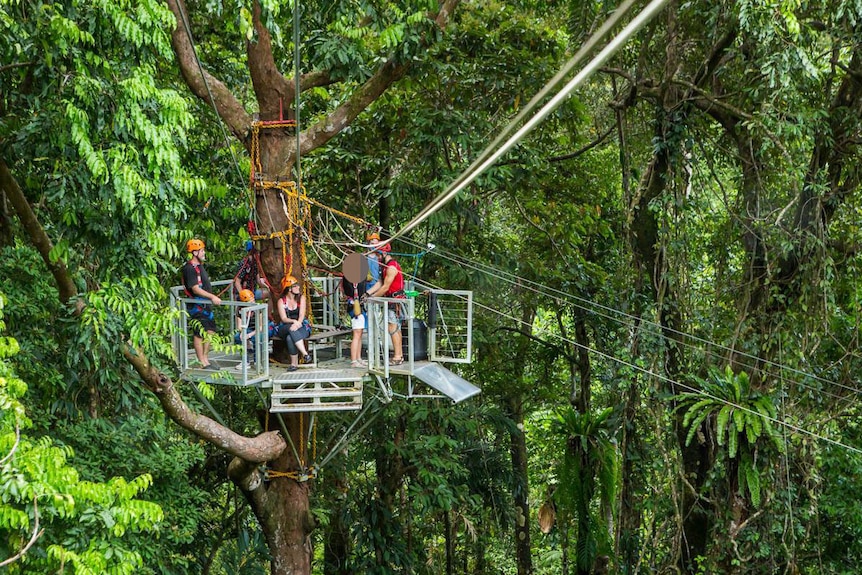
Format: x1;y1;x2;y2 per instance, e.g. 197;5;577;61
272;380;363;396
306;328;353;342
273;380;362;394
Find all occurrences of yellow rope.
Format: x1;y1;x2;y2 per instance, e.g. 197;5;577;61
299;412;305;467
250;125;262;179
255;120;297;129
266;467;316;481
256;179;371;227
262;412;318;483
306;195;369;226
249;229;292;241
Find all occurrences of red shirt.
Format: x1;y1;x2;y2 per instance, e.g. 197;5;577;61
383;259;404;296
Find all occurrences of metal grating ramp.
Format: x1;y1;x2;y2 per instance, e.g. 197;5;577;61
271;368;364;413
411;362;480;403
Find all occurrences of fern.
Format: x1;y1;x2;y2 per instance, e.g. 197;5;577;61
676;366;784;506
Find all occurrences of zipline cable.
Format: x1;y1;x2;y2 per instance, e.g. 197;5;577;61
404;0;639;228
387;233;862;401
311;204;862;403
293;0;302;190
410;271;862;456
384;0;670;246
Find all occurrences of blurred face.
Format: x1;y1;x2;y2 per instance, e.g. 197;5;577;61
193;248;206;261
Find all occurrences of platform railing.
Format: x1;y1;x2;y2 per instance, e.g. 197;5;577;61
169;282;269;385
308;275;342;329
366;296;417;378
411;283;473;364
169;276;472;385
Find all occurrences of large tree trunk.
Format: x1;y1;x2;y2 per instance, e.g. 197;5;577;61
323;462;351;575
261;468;314;573
507;302;537;575
0;187;12;247
218;412;315;574
508;395;533;575
630;123;712;573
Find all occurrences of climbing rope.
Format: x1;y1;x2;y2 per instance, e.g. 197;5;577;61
261;411;319;483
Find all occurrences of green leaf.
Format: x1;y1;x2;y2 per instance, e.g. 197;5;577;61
716;405;732;446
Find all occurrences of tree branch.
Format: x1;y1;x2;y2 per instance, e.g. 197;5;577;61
4;155;286;470
123;345;286;463
247;5;338;120
0;498;43;568
300;59;410;153
0;62;34;74
164;0;252;139
0;159;79;306
300;0;460;153
248;0;292;120
298;70;335;92
548;126;615;163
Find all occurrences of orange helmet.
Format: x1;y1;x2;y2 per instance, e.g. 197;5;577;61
187;238;205;252
280;275;299;291
367;231;380;242
239;289;255;302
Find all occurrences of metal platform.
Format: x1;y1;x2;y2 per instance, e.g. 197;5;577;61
170;278;481;413
270;366;366;413
178;354;271;387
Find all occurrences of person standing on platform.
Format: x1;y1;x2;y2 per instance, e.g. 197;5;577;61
182;238;222;368
365;231;381;292
342;272;368;367
365;243;405;365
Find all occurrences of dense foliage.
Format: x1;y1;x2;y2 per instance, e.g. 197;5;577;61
3;0;862;574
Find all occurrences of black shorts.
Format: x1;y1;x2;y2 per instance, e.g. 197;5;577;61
188;305;217;337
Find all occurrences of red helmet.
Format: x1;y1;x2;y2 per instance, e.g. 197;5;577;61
376;243;391;253
239;289;255;303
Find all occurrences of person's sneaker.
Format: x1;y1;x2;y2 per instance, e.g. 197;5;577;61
232;362;252;372
287;365;299;372
302;354;312;364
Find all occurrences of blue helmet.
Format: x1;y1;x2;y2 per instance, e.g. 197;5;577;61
245;240;254;252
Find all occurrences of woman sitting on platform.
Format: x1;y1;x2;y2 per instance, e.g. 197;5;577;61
275;275;312;372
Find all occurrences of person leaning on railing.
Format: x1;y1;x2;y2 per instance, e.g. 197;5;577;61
364;243;405;365
182;238;222;368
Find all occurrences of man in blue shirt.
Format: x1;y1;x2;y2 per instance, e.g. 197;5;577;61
365;231;381;292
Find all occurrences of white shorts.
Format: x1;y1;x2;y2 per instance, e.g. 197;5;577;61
351;313;366;330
